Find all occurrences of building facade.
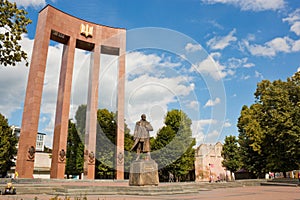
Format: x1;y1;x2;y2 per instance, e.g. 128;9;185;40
12;126;46;152
11;126;51;178
195;142;227;182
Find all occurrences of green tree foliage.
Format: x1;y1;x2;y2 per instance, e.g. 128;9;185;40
152;110;195;182
238;104;266;177
0;113;17;177
74;104;87;139
95;109;116;179
65;120;84;178
237;71;300;177
95;108;132;179
73;105;133;179
124;122;134;177
0;0;32;66
221;135;241;173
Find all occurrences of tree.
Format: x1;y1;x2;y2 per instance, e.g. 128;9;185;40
237;104;266;177
65;120;84;178
74;104;87;139
221;135;241;173
255;78;300;173
152;109;195;182
0;113;17;177
124;122;134;178
95;109;116;178
237;71;300;177
73;105;133;179
0;0;32;66
95;108;132;179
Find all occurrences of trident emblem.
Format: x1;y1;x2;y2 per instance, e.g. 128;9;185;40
80;24;93;38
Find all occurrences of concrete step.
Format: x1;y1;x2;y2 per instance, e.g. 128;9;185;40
261;178;300;187
1;179;266;196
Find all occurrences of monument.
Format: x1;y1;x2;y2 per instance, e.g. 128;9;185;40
15;5;126;180
129;114;159;186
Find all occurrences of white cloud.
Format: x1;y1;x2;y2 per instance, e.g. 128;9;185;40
255;70;264;79
292;39;300;51
207;29;237;50
244;41;276;57
196;119;217;127
223;120;231;127
125;74;194;135
204;97;221;107
186;100;199;109
298;67;300;72
266;37;291;53
242;36;300;57
207;20;224;29
283;8;300;36
201;0;286;11
243;63;255;68
227;57;255;69
191;119;217;144
126;51;181;78
241;75;251;80
185;43;202;53
0;34;33;119
0;66;28;118
125;51;196;136
191;53;228;80
11;0;46;8
203;130;220;144
290;22;300;36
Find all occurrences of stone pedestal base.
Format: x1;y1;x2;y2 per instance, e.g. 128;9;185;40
129;160;159;186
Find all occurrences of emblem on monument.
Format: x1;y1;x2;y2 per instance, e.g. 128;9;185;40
80;24;93;38
59;149;66;162
27;146;35;161
117;152;124;165
88;151;95;164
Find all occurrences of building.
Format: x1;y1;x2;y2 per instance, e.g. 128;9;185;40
11;126;51;178
11;126;46;152
195;142;227;182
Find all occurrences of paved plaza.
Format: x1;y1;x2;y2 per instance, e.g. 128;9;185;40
1;185;299;200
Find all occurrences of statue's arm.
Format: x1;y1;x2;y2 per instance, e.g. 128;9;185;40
133;124;139;139
146;122;153;131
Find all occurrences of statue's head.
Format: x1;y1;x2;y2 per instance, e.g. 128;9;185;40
141;114;146;120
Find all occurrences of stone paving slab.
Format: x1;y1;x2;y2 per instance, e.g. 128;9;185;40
0;179;298;200
1;186;299;200
3;179;266;195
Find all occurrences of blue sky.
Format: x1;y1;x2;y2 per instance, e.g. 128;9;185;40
1;0;300;148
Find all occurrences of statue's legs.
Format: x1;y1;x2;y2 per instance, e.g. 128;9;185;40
135;142;151;160
136;143;142;161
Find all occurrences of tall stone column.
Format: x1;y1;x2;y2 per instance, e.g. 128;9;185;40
15;10;51;178
116;31;126;180
84;45;101;179
50;37;76;179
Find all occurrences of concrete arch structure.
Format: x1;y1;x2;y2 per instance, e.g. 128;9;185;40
15;5;126;180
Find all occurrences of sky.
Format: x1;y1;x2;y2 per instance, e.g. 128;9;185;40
1;0;300;149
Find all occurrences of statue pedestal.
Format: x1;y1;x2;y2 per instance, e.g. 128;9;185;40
129;159;159;186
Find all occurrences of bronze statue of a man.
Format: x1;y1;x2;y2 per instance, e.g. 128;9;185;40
131;114;153;160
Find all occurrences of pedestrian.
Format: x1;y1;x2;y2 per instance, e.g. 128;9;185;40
169;172;174;182
14;171;18;179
